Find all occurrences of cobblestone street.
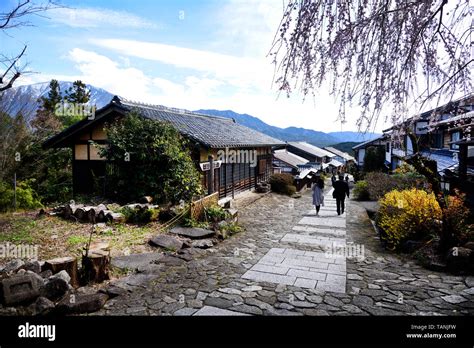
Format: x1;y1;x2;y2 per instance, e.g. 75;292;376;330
95;189;474;316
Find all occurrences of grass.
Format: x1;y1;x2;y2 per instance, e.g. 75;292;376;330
0;211;164;261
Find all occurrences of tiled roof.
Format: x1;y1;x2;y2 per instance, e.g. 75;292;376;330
273;149;309;168
43;96;285;149
324;147;356;161
287;142;335;159
119;99;284;148
327;159;344;168
420;150;458;174
352;135;387;150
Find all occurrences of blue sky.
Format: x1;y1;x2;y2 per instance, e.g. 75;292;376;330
1;0;391;132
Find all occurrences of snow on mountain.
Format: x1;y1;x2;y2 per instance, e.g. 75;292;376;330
0;81;114;120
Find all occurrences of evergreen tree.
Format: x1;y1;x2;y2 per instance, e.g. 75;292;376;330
65;80;90;104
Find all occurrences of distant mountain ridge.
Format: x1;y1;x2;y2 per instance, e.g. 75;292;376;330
1;81;380;147
195;109;380;147
0;81;114;120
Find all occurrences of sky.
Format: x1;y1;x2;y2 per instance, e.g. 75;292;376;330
1;0;392;133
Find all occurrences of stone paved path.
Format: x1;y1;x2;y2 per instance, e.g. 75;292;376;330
94;188;474;316
242;189;347;293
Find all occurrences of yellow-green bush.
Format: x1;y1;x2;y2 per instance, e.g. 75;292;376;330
377;188;441;250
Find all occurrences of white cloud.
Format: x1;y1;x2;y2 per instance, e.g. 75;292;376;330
49;7;158;29
90;38;272;91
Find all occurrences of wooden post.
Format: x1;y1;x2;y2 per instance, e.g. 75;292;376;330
208;155;214;195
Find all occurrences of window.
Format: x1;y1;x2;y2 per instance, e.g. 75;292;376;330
451;131;460;150
386;142;390;153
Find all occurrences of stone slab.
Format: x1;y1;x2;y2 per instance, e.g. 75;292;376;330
193;306;250;316
170;227;215;239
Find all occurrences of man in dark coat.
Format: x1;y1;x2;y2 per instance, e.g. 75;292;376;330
333;175;350;215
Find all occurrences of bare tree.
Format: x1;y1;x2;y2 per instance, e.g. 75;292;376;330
0;0;59;92
270;0;472;131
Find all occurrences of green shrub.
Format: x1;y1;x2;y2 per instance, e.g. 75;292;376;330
120;206;159;223
269;173;296;195
100;112;203;204
204;205;228;222
183;217;209;229
0;180;43;212
376;188;441;250
353;180;370;200
220;222;243;235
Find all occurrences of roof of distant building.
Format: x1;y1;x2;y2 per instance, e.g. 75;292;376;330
287;142;335;159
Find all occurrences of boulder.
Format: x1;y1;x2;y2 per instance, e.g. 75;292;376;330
148;235;183;251
27;296;55;316
56;293;109;314
41;277;69;301
2;259;25;273
170;227;215;239
20;261;42;274
1;274;43;306
463;242;474;251
50;270;71;284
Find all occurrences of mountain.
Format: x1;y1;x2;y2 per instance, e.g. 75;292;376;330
196;109;380;147
1;81;380;148
328;131;380;143
329;142;360;156
0;81;114;120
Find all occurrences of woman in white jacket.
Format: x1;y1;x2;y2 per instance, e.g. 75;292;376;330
312;174;325;216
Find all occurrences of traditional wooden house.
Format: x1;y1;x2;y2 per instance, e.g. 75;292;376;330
286;142;335;166
272;149;309;175
43;96;284;199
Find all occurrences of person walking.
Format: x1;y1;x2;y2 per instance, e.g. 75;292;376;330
331;173;337;187
312;175;325;216
333;174;350;215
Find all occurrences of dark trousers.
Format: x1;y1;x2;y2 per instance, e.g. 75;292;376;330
315;205;320;213
336;198;345;215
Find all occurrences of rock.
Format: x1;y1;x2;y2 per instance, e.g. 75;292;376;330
27;297;55;316
242;285;262;292
39;270;53;279
465;277;474;288
50;270;71;284
157;255;186;266
111;252;162;271
446;247;473;274
41;277;69;301
149;235;183;251
3;259;25;273
204;297;233;309
441;295;467;304
218;288;241;295
170;227;215;239
347;273;363;280
192;239;214;249
56;293;109;314
100;285;128;298
20;261;41;274
1;274;42;305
